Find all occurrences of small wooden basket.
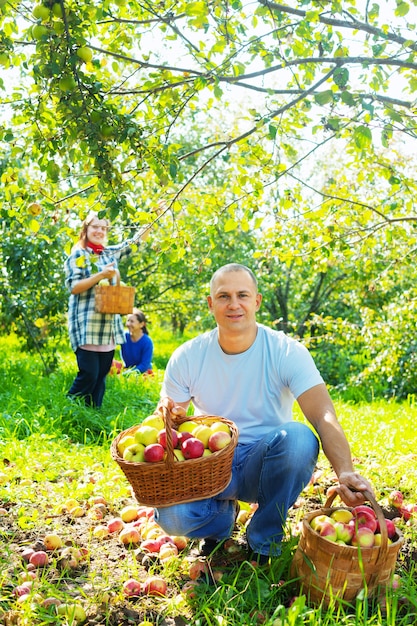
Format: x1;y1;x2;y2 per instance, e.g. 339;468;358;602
110;407;239;507
290;490;404;607
95;271;135;315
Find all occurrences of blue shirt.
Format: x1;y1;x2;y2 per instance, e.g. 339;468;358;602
121;332;154;372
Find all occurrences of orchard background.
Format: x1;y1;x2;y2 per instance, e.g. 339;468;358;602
1;0;417;623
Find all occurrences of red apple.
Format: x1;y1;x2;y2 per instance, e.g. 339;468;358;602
181;437;205;459
352;527;375;548
319;521;338;542
29;550;49;567
172;535;188;550
400;503;417;521
388;490;404;508
351;505;378;533
107;517;125;533
119;527;141;545
144;443;165;463
140;539;161;553
142;575;167;596
208;430;232;452
158;428;178;449
189;559;210;580
21;548;35;562
375;518;397;539
177;431;194;446
159;543;178;560
14;582;34;597
123;578;142;596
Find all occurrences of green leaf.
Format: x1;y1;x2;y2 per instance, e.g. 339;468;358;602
353;125;372;149
341;91;355;107
184;1;207;17
395;2;409;16
224;218;238;232
314;90;334;105
333;67;349;88
268;124;277;139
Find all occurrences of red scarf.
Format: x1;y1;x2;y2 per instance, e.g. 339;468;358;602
86;241;105;255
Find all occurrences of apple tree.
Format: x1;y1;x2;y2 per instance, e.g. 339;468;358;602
1;0;417;392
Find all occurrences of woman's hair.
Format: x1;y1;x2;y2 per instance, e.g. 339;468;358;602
73;211;111;250
130;308;150;334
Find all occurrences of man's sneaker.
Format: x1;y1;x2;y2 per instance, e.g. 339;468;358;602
199;538;224;557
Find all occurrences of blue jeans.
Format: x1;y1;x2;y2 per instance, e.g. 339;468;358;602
68;348;114;408
154;421;319;557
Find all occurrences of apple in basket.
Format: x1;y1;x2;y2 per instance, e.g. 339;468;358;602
181;437;205;459
123;443;145;462
144;443;165;463
208;430;232;452
351;526;375;548
158;428;178;449
330;508;354;524
351;505;378;533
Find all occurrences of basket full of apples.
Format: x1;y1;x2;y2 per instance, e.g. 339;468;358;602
110;401;239;507
290;489;404;607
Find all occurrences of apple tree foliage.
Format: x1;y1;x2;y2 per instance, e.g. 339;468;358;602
1;0;417;395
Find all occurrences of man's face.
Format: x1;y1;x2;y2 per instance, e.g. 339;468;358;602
207;270;262;331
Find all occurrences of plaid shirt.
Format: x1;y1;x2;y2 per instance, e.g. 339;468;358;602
64;240;134;352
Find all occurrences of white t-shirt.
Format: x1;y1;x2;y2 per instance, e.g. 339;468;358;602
162;324;324;444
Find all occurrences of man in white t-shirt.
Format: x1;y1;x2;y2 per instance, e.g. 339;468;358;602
155;263;373;564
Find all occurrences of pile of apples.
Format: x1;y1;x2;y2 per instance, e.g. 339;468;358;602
117;413;233;463
388;489;417;522
310;504;398;548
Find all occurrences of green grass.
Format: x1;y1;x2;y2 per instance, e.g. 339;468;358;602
0;331;417;625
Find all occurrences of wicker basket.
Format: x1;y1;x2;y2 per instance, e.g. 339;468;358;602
110;407;239;507
290;490;404;607
95;271;135;315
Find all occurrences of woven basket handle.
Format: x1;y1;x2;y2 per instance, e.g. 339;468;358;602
161;405;176;467
325;489;389;560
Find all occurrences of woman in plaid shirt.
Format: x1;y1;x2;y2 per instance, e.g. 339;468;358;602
64;212;142;407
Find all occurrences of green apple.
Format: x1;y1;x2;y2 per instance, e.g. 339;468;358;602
310;514;334;532
52;2;63;17
117;434;136;455
56;603;86;623
173;449;185;461
59;75;76;91
123;443;145;462
32;4;50;21
142;414;165;431
32;24;49;40
177;420;199;433
134;425;158;446
76;46;93;63
210;421;231;434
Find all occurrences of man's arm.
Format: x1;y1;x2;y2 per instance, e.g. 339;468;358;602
297;384;374;506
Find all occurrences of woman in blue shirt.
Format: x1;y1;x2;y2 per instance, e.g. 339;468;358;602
121;309;154;374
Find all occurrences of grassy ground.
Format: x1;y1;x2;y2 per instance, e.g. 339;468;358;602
0;331;417;625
